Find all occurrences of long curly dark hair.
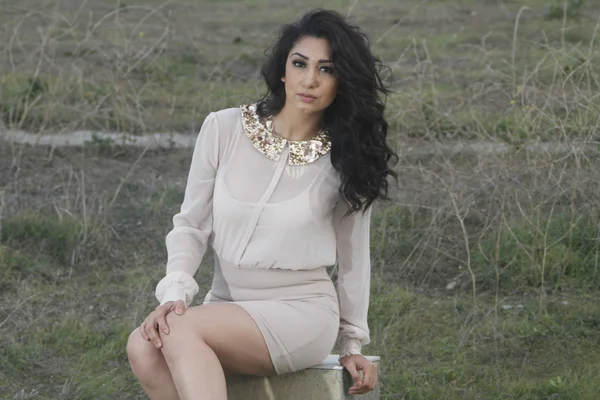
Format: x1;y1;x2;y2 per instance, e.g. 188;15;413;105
257;9;398;214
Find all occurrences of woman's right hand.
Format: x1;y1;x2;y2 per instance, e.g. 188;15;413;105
139;299;186;349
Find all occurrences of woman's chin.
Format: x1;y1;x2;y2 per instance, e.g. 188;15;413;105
292;99;326;113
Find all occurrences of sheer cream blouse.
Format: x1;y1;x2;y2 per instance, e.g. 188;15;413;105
155;104;372;357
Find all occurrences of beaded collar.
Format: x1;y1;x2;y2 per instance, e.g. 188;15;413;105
240;104;331;166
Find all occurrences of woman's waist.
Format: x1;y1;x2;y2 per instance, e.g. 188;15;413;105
209;256;337;302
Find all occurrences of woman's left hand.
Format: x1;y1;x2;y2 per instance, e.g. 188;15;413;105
339;354;378;395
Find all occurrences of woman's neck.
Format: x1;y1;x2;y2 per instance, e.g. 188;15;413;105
271;105;323;142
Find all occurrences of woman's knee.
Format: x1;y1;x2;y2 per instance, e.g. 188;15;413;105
160;312;200;355
160;308;217;362
127;328;162;378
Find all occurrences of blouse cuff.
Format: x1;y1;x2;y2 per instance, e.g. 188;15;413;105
155;271;199;307
160;285;187;306
338;337;363;359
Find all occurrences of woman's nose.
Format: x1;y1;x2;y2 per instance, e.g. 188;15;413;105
302;68;319;88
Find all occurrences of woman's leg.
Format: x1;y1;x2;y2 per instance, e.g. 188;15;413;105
127;328;180;400
158;302;275;400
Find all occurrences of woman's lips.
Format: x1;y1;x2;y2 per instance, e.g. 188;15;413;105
298;93;317;103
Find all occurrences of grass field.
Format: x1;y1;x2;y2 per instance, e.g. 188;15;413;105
2;0;600;399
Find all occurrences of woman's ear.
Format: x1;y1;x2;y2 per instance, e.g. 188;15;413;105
281;76;286;82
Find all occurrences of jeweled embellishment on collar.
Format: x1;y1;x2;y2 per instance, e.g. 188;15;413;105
240;104;331;166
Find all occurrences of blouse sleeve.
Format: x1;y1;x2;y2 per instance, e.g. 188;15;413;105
333;199;373;358
155;112;220;307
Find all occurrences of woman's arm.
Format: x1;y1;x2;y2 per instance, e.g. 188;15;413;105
333;200;372;358
155;112;221;307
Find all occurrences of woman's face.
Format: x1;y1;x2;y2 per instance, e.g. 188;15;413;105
281;36;338;113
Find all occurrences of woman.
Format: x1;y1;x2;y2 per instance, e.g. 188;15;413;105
127;9;397;400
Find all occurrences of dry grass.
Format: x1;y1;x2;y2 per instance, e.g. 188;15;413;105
3;0;600;399
1;0;600;141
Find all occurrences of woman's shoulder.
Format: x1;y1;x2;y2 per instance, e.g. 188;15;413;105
213;106;241;119
201;106;243;145
210;103;260;141
201;106;247;157
213;104;263;134
211;106;243;127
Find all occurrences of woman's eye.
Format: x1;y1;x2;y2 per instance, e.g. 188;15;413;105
291;60;333;74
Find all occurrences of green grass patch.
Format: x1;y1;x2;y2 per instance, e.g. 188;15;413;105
545;0;586;20
1;211;108;266
367;279;600;399
1;315;138;399
0;245;57;293
474;212;600;292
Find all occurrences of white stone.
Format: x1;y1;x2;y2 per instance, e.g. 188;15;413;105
227;355;381;400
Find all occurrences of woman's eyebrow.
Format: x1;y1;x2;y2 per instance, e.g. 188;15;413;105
290;52;332;63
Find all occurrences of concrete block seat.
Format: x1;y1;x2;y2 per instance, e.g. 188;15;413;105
226;355;380;399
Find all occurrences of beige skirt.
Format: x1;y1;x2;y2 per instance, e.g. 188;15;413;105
202;257;340;374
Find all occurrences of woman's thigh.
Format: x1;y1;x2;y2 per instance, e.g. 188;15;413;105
161;303;276;376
